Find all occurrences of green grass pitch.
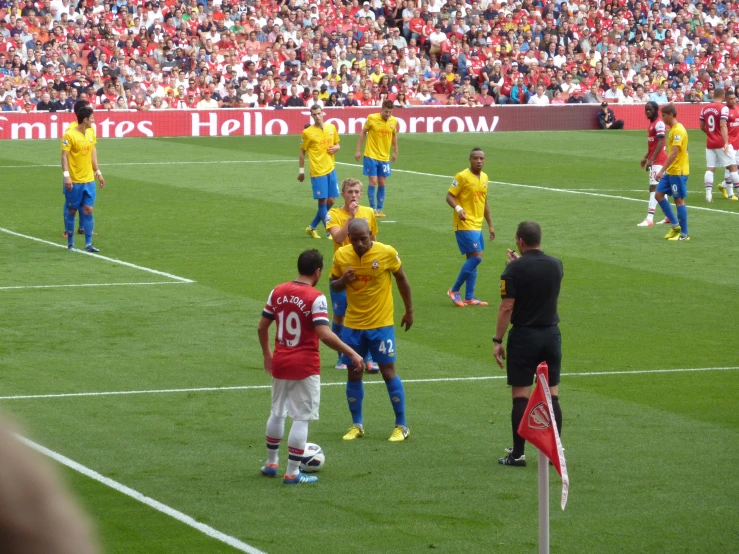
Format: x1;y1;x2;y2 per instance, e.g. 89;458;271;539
1;130;738;553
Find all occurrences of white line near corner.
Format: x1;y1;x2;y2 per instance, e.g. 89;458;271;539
2;366;737;401
334;162;739;217
0;282;189;291
0;227;195;283
17;435;266;554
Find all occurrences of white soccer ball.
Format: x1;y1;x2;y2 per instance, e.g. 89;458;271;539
300;443;325;473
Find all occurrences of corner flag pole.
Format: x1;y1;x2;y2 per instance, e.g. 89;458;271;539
538;451;550;554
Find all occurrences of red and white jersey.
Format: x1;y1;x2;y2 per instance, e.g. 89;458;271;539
262;281;329;380
647;119;667;166
727;106;739;149
699;102;729;149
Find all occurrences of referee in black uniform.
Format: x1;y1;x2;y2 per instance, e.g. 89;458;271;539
492;221;564;467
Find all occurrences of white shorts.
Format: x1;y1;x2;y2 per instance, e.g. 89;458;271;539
706;147;735;169
271;374;320;421
649;165;663;186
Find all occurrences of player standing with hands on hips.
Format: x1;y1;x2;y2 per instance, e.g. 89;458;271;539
258;250;364;484
446;148;495;308
355;100;398;217
61;104;104;252
493;222;564;467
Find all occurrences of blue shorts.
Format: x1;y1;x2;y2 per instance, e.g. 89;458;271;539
311;170;339;199
656;174;688;199
63;181;96;211
363;157;392;178
342;326;396;365
455;230;485;255
330;288;347;317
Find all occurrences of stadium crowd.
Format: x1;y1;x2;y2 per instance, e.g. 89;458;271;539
1;0;739;111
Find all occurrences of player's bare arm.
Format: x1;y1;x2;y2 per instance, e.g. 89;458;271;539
446;191;466;220
392;267;414;331
91;148;104;188
391;131;398;163
297;148;306;182
315;325;365;372
355;128;367;161
484;199;495;240
61;151;73;190
655;145;680;181
493;298;515;368
257;316;274;375
642;136;665;169
721;119;729;153
330;268;355;292
328;202;360;243
327;143;341;155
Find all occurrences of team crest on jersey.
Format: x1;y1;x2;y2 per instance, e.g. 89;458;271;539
372;260;379;269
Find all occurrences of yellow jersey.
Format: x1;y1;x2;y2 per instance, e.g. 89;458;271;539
301;123;340;178
331;241;402;330
666;122;689;176
448;168;489;231
62;125;97;183
363;113;397;162
325;205;378;252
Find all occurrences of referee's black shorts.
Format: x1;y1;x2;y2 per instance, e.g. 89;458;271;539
506;325;562;387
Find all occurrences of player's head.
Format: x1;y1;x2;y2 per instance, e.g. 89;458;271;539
309;103;323;125
297;249;324;285
726;88;736;108
76;104;94;125
660;102;677;125
714;87;725;101
341;177;363;203
515;221;542;252
469;147;485;172
347;218;372;257
380;99;393;120
645;101;659;121
73;99;90;116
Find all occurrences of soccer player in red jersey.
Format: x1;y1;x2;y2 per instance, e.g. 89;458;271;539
699;87;731;203
721;88;739;201
258;249;364;484
639;101;672;226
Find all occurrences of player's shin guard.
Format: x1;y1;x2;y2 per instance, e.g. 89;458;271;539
266;414;286;465
82;212;94;245
676;205;688;236
286;420;309;477
465;261;481;301
452;256;482;293
647;192;657;220
385;376;406;427
368;184;376;209
64;210;75;245
346;381;364;425
377;185;386;210
551;395;563;438
511;397;529;458
658;198;677;225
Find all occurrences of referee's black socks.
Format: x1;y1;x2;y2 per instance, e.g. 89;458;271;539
511;397;528;458
551;395;563;438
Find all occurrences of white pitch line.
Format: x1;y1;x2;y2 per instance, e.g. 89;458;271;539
2;366;737;401
0;160;294;169
335;162;739;217
0;227;195;283
380;220;397;223
0;281;188;291
17;435;265;554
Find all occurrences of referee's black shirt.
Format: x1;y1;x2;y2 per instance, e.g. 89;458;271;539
500;250;563;327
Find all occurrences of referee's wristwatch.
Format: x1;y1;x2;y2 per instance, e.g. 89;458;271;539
492;337;503;344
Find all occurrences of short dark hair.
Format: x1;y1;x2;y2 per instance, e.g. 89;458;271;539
382;99;394;109
516;221;542;247
297;249;323;276
661;102;677;117
73;99;90;115
76;105;93;124
470;147;484;156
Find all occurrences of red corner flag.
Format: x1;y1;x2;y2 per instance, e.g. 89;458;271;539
517;362;569;510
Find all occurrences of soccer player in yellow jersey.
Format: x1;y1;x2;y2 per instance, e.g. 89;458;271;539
63;100;99;238
326;178;380;372
61;104;105;252
354;100;398;217
445;148;496;307
654;103;690;241
330;219;414;442
298;105;341;239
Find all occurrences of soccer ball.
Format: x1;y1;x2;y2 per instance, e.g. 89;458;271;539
299;443;325;473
